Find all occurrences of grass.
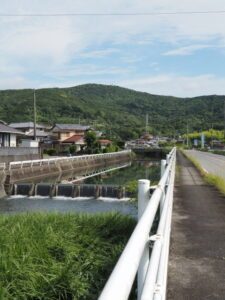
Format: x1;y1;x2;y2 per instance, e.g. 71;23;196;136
182;151;225;195
0;212;136;300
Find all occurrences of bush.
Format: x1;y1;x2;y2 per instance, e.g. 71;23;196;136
44;148;56;156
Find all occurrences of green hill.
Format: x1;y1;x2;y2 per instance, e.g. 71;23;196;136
0;84;224;139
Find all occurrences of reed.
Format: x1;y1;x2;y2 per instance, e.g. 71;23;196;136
0;212;136;299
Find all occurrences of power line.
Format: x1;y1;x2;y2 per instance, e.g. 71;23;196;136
1;10;225;17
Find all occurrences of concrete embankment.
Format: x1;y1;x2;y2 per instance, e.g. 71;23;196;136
2;151;131;196
0;169;6;198
167;151;225;299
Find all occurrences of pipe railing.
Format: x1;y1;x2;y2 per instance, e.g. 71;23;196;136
9;150;131;169
99;147;176;300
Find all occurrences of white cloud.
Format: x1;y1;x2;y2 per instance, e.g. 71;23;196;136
118;74;225;97
1;0;225;94
163;44;212;56
48;65;131;78
79;48;120;59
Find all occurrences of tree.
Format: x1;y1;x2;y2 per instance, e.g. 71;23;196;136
84;131;99;154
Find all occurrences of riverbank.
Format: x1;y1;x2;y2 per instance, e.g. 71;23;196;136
0;212;136;299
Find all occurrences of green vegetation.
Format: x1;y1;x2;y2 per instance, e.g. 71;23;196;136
183;129;225;144
44;148;57;156
183;151;225;195
0;212;136;300
1;84;225;139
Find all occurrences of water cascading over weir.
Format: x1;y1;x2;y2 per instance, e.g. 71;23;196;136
11;183;132;199
1;151;131;198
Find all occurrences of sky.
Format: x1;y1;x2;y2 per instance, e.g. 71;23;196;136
1;0;225;97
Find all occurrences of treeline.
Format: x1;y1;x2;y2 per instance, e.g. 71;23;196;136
183;129;225;142
0;84;225;139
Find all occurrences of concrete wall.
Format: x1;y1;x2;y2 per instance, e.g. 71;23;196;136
0;147;41;163
10;134;17;147
8;151;131;185
0;169;6;198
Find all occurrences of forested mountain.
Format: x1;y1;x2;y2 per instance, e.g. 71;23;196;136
0;83;224;140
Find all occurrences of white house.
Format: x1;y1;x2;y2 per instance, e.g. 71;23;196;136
0;121;22;147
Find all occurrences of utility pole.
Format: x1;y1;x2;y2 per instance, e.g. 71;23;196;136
33;89;37;141
145;114;149;134
224;99;225;139
186;122;189;147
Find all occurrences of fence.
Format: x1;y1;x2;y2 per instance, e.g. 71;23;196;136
185;150;225;180
9;150;131;170
99;147;176;300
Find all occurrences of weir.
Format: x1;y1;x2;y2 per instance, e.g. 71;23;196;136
7;150;131;184
11;183;132;199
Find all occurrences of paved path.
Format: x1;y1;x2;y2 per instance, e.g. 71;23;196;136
185;150;225;180
167;151;225;299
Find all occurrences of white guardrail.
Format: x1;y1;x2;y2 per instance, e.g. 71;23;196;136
99;147;176;300
8;150;131;169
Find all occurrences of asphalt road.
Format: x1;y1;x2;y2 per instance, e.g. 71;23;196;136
167;151;225;299
185;150;225;180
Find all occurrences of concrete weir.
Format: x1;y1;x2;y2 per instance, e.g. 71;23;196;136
3;151;131;196
10;183;131;199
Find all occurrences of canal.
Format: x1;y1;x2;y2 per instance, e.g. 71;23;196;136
1;159;160;217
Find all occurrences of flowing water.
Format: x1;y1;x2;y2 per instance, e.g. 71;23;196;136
1;160;160;217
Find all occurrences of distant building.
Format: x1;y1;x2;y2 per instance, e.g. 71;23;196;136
98;139;112;149
0;121;22;147
51;124;92;142
142;133;153;140
9;122;48;142
61;135;86;151
9;122;45;135
26;130;49;142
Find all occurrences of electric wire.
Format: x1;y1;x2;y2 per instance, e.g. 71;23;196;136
0;10;225;17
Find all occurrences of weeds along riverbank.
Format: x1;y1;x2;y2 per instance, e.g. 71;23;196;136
0;212;136;300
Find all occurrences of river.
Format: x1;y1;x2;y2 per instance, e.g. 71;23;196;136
1;159;160;217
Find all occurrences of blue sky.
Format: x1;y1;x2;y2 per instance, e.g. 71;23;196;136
1;0;225;97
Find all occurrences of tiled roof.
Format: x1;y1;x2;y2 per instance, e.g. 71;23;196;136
52;124;91;132
9;122;45;129
26;130;48;137
0;122;22;134
99;139;112;144
62;135;85;143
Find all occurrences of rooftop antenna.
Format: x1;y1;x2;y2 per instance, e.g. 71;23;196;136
33;89;37;141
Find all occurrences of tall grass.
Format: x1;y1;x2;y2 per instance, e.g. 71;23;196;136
0;212;136;300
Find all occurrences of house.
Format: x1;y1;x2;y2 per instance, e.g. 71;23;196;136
98;139;112;149
51;124;92;141
9;122;45;135
61;135;86;151
0;121;22;147
26;130;49;142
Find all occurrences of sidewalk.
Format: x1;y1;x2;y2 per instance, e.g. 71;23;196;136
167;151;225;299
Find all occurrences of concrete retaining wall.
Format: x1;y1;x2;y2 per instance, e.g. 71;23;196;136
8;151;131;184
0;169;6;198
0;147;41;163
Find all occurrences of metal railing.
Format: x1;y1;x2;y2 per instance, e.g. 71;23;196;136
9;150;131;169
99;147;176;300
0;163;6;170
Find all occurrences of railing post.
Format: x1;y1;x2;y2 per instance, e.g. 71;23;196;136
160;159;167;214
166;154;170;164
161;160;166;178
138;179;150;300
